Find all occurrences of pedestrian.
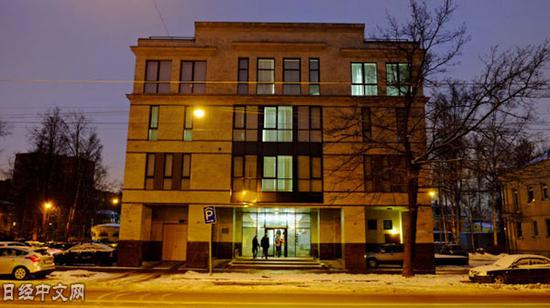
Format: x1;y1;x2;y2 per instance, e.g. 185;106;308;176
275;234;282;257
252;235;259;259
261;233;269;260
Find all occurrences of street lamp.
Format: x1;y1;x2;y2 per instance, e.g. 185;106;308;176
111;197;120;206
43;201;53;211
42;201;54;242
428;189;437;199
193;107;205;118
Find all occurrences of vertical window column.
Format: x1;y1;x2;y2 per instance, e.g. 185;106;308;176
283;58;301;95
232;155;258;192
309;58;320;95
148;106;159;141
257;59;275;94
237;58;249;95
163;154;173;190
298;156;322;192
145;153;156;189
233;106;258;141
297;106;322;142
183;107;193;141
144;60;171;94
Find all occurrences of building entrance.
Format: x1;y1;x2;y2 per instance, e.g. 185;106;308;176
241;208;311;258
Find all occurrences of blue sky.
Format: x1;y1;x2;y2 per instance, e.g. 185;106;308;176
1;0;549;184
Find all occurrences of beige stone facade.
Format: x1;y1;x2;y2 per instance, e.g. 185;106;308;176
502;158;550;257
119;22;434;272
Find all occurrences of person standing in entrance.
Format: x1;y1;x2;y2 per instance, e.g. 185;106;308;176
261;233;269;260
275;234;283;257
252;235;259;259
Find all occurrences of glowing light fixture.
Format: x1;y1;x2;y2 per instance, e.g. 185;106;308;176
193;108;205;118
43;201;53;211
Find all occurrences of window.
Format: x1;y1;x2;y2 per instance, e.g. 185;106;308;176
163;154;173;190
232;155;257;192
180;61;206;94
362;107;371;140
309;58;320;95
145;153;156;189
541;183;549;200
148;106;159;141
183;107;193;141
512;189;519;211
297;156;322;192
257;58;275;94
533;220;539;237
364;155;407;193
383;220;393;230
262;106;292;142
144;153;191;190
283;58;301;95
233;105;258;141
262;156;293;192
367;219;377;230
386;63;410;96
144;60;171;94
297;106;321;142
546;219;550;237
516;222;523;237
351;63;377;96
396;107;407;142
527;186;535;203
237;58;249;95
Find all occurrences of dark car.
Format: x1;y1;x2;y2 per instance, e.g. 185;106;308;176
435;243;468;256
469;254;550;284
366;244;404;268
54;243;117;266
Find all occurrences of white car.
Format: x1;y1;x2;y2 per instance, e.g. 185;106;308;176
0;246;55;280
469;254;550;284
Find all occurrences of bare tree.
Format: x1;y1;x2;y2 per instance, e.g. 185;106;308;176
329;0;550;277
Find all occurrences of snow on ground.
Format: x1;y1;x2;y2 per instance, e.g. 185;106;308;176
34;270;550;295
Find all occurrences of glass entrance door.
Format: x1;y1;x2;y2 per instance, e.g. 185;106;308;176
266;228;287;257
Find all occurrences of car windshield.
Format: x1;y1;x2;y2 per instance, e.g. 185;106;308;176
493;256;518;268
33;248;50;256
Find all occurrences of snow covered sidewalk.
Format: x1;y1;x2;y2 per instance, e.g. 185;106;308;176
43;270;550;295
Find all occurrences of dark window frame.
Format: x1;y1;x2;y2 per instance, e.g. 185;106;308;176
233;105;259;142
383;220;393;230
181;154;191;190
237;58;249;95
386;62;411;97
297;106;322;142
256;58;275;95
533;220;539;237
144;60;172;94
232;155;258;192
309;58;320;95
183;106;193;141
527;186;535;203
179;60;207;94
297;155;322;192
367;219;377;230
145;153;156;190
283;58;301;95
516;221;523;237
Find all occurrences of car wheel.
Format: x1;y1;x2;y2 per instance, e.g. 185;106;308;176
12;267;29;280
494;274;507;284
367;258;379;268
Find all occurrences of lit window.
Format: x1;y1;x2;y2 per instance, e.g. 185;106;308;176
183;107;193;141
351;63;377;96
262;106;292;142
148;106;159;141
262;156;293;192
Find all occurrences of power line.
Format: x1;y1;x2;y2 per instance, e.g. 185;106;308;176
152;0;170;36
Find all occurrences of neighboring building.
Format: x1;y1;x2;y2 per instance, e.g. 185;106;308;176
0;179;15;239
501;156;550;257
119;22;434;273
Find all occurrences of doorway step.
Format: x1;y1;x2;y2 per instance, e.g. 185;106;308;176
226;257;328;271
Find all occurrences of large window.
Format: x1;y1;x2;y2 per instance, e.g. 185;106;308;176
232;155;257;192
233;106;258;141
309;58;320;95
298;156;322;192
148;106;159;141
257;58;275;94
364;155;407;192
144;60;171;94
237;58;249;95
527;186;535;203
144;153;191;190
180;61;206;94
386;63;410;96
297;106;321;142
351;63;377;96
262;156;293;192
262;106;292;142
283;58;301;95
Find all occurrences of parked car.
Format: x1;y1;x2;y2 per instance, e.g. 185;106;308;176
435;243;469;256
0;241;31;247
366;244;404;268
469;254;550;284
54;243;116;266
0;246;55;280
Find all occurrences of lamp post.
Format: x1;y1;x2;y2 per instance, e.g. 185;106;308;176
42;201;53;241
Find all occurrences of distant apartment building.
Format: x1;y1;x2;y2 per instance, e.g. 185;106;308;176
501;156;550;257
119;22;434;273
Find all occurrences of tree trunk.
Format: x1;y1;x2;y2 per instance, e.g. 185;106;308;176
402;165;420;277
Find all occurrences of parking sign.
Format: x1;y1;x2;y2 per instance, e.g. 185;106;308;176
203;206;216;224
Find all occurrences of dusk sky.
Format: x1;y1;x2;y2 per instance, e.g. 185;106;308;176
1;0;549;185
